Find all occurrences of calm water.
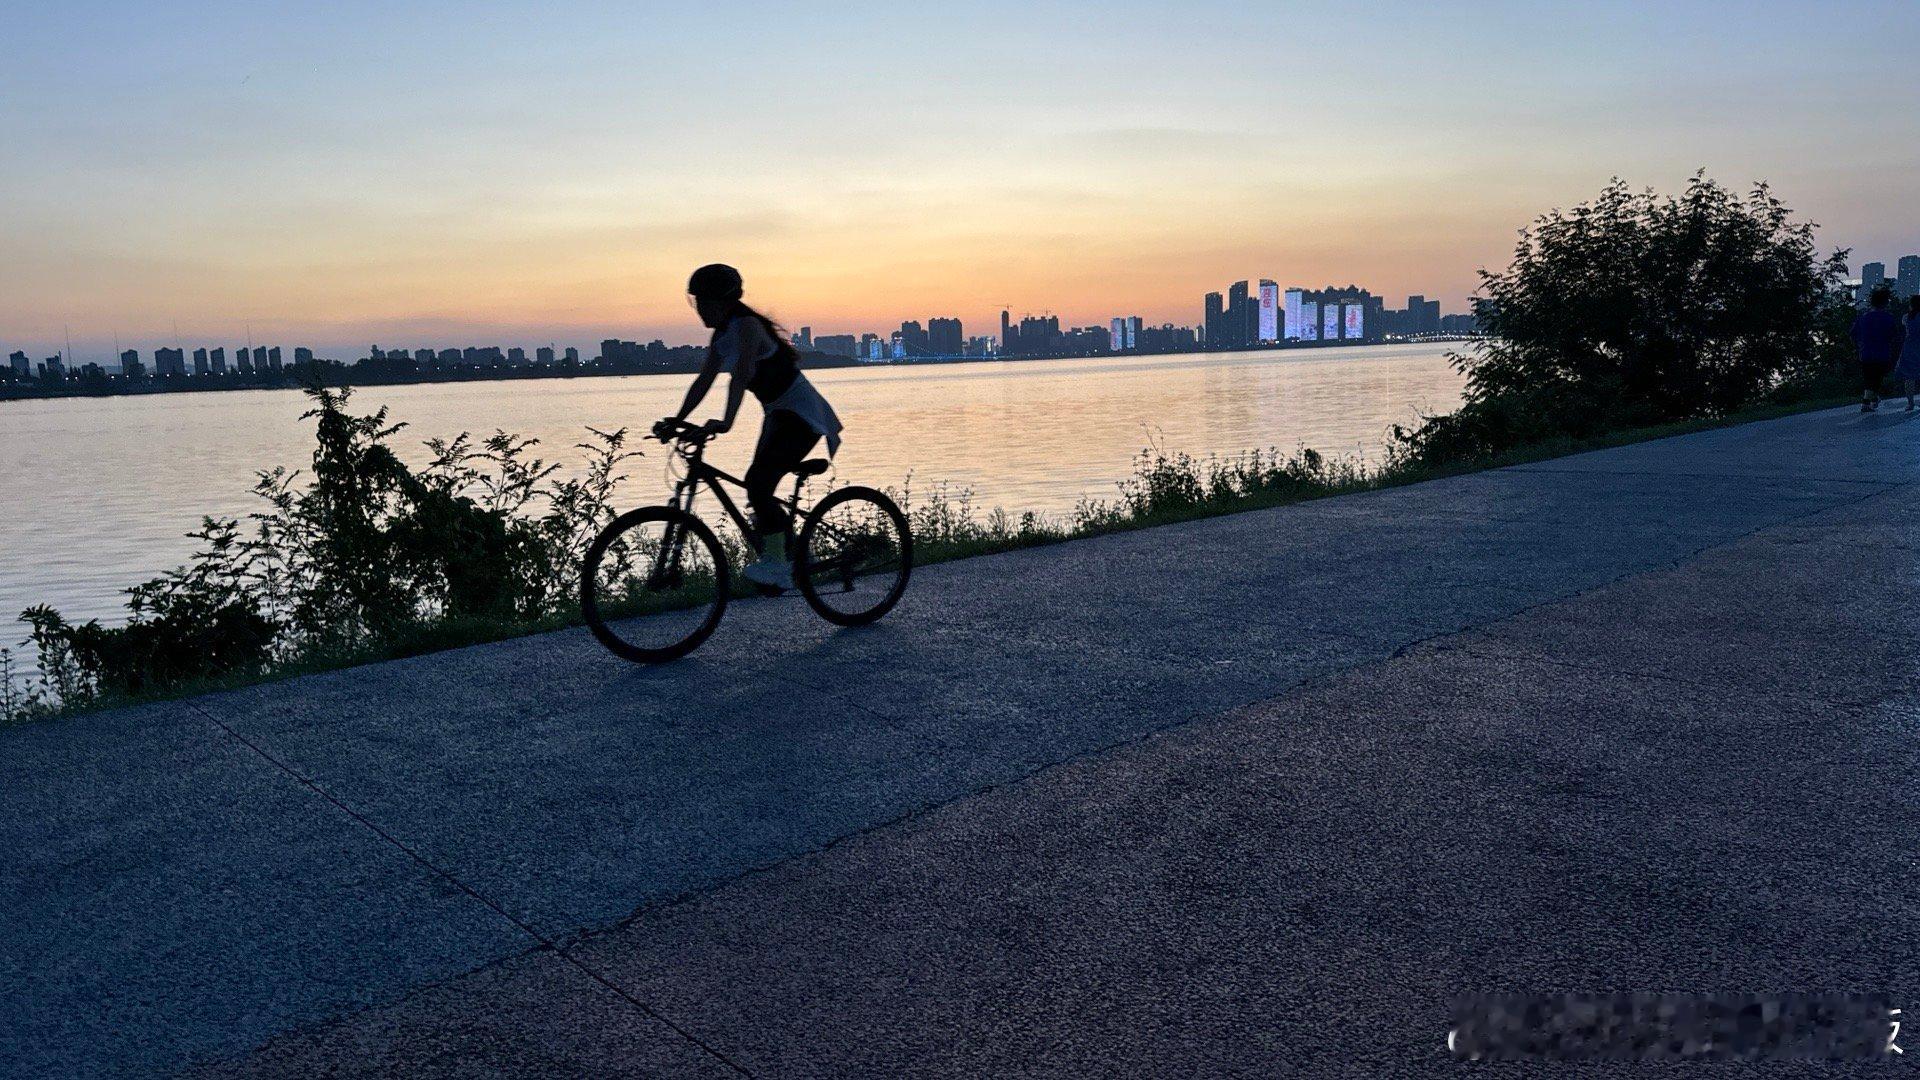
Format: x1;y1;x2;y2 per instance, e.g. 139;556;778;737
0;343;1462;634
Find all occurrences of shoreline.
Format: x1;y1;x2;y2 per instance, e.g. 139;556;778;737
0;337;1482;405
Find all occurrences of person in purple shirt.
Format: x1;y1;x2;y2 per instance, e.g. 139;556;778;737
1896;295;1920;412
1851;286;1904;412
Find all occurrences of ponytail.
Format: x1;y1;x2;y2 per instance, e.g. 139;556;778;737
712;300;802;368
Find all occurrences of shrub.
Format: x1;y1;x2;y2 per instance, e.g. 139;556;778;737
10;382;638;718
1394;174;1853;464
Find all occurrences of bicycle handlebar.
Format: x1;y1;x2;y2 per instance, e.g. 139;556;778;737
652;418;712;446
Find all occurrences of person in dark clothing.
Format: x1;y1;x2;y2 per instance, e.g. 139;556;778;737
1897;295;1920;412
658;264;843;590
1851;286;1904;412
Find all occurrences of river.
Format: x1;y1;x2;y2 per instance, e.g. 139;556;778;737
0;342;1464;635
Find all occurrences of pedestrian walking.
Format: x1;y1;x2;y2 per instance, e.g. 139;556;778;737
1851;286;1903;412
1897;295;1920;412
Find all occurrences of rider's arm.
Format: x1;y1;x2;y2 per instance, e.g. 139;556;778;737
670;350;723;425
712;363;749;433
709;320;766;434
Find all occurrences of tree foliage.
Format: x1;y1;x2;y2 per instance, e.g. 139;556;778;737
1395;174;1852;463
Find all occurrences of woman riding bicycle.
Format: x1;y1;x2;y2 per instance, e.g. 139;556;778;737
655;263;843;590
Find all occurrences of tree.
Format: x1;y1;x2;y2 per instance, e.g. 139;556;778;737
1395;174;1852;463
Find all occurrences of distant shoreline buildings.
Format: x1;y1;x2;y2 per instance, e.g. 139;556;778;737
9;246;1913;400
802;279;1480;366
1854;254;1920;306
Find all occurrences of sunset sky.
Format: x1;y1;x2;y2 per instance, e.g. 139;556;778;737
3;0;1914;359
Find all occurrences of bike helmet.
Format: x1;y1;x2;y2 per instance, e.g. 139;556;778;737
687;263;744;301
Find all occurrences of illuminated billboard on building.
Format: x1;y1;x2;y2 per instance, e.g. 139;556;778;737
1284;289;1304;340
1322;304;1340;341
1258;281;1279;343
1344;303;1364;340
1299;301;1319;340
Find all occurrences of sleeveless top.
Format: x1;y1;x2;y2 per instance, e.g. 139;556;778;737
712;314;844;455
712;315;797;403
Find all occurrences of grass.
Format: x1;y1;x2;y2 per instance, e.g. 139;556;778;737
1;388;1860;727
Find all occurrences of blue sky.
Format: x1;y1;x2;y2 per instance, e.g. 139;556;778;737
2;0;1913;357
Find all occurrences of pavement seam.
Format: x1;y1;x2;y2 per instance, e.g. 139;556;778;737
181;697;759;1079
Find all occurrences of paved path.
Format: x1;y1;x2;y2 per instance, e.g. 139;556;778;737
4;405;1918;1077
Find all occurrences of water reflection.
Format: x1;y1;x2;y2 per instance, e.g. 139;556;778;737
0;343;1462;629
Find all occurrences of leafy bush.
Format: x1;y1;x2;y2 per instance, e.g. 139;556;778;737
1394;174;1853;464
12;383;637;717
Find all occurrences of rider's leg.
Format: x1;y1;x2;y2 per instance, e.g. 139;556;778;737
743;410;821;588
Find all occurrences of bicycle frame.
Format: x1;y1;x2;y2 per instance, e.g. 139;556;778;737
663;436;806;556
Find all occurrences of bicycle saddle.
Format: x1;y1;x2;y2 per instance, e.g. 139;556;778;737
794;458;831;477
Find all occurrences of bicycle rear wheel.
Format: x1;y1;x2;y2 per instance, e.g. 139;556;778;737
795;486;912;626
581;506;730;662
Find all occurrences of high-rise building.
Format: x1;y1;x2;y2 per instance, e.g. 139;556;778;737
1125;316;1142;351
507;346;527;365
563;346;579;363
1110;317;1126;352
267;346;283;370
927;317;962;356
237;351;254;374
813;334;857;358
1897;255;1920;300
1204;292;1225;347
1258;280;1279;343
1226;281;1251;348
1400;294;1440;335
8;351;30;378
193;348;210;375
210;347;228;374
154;347;186;377
1859;261;1888;305
795;326;813;349
536;346;555;364
294;347;315;364
895;320;929;357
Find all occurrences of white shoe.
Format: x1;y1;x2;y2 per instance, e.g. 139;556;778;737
743;556;793;591
743;533;794;590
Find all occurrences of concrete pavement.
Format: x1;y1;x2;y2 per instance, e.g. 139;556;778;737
3;404;1916;1076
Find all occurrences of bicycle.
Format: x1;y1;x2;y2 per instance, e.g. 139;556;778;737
580;418;913;662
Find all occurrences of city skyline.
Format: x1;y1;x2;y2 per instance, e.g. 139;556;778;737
4;2;1916;360
1;271;1478;375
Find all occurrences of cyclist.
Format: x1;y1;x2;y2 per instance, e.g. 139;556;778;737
655;263;843;590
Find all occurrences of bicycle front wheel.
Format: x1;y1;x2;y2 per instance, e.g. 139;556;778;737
581;506;731;662
795;486;913;626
